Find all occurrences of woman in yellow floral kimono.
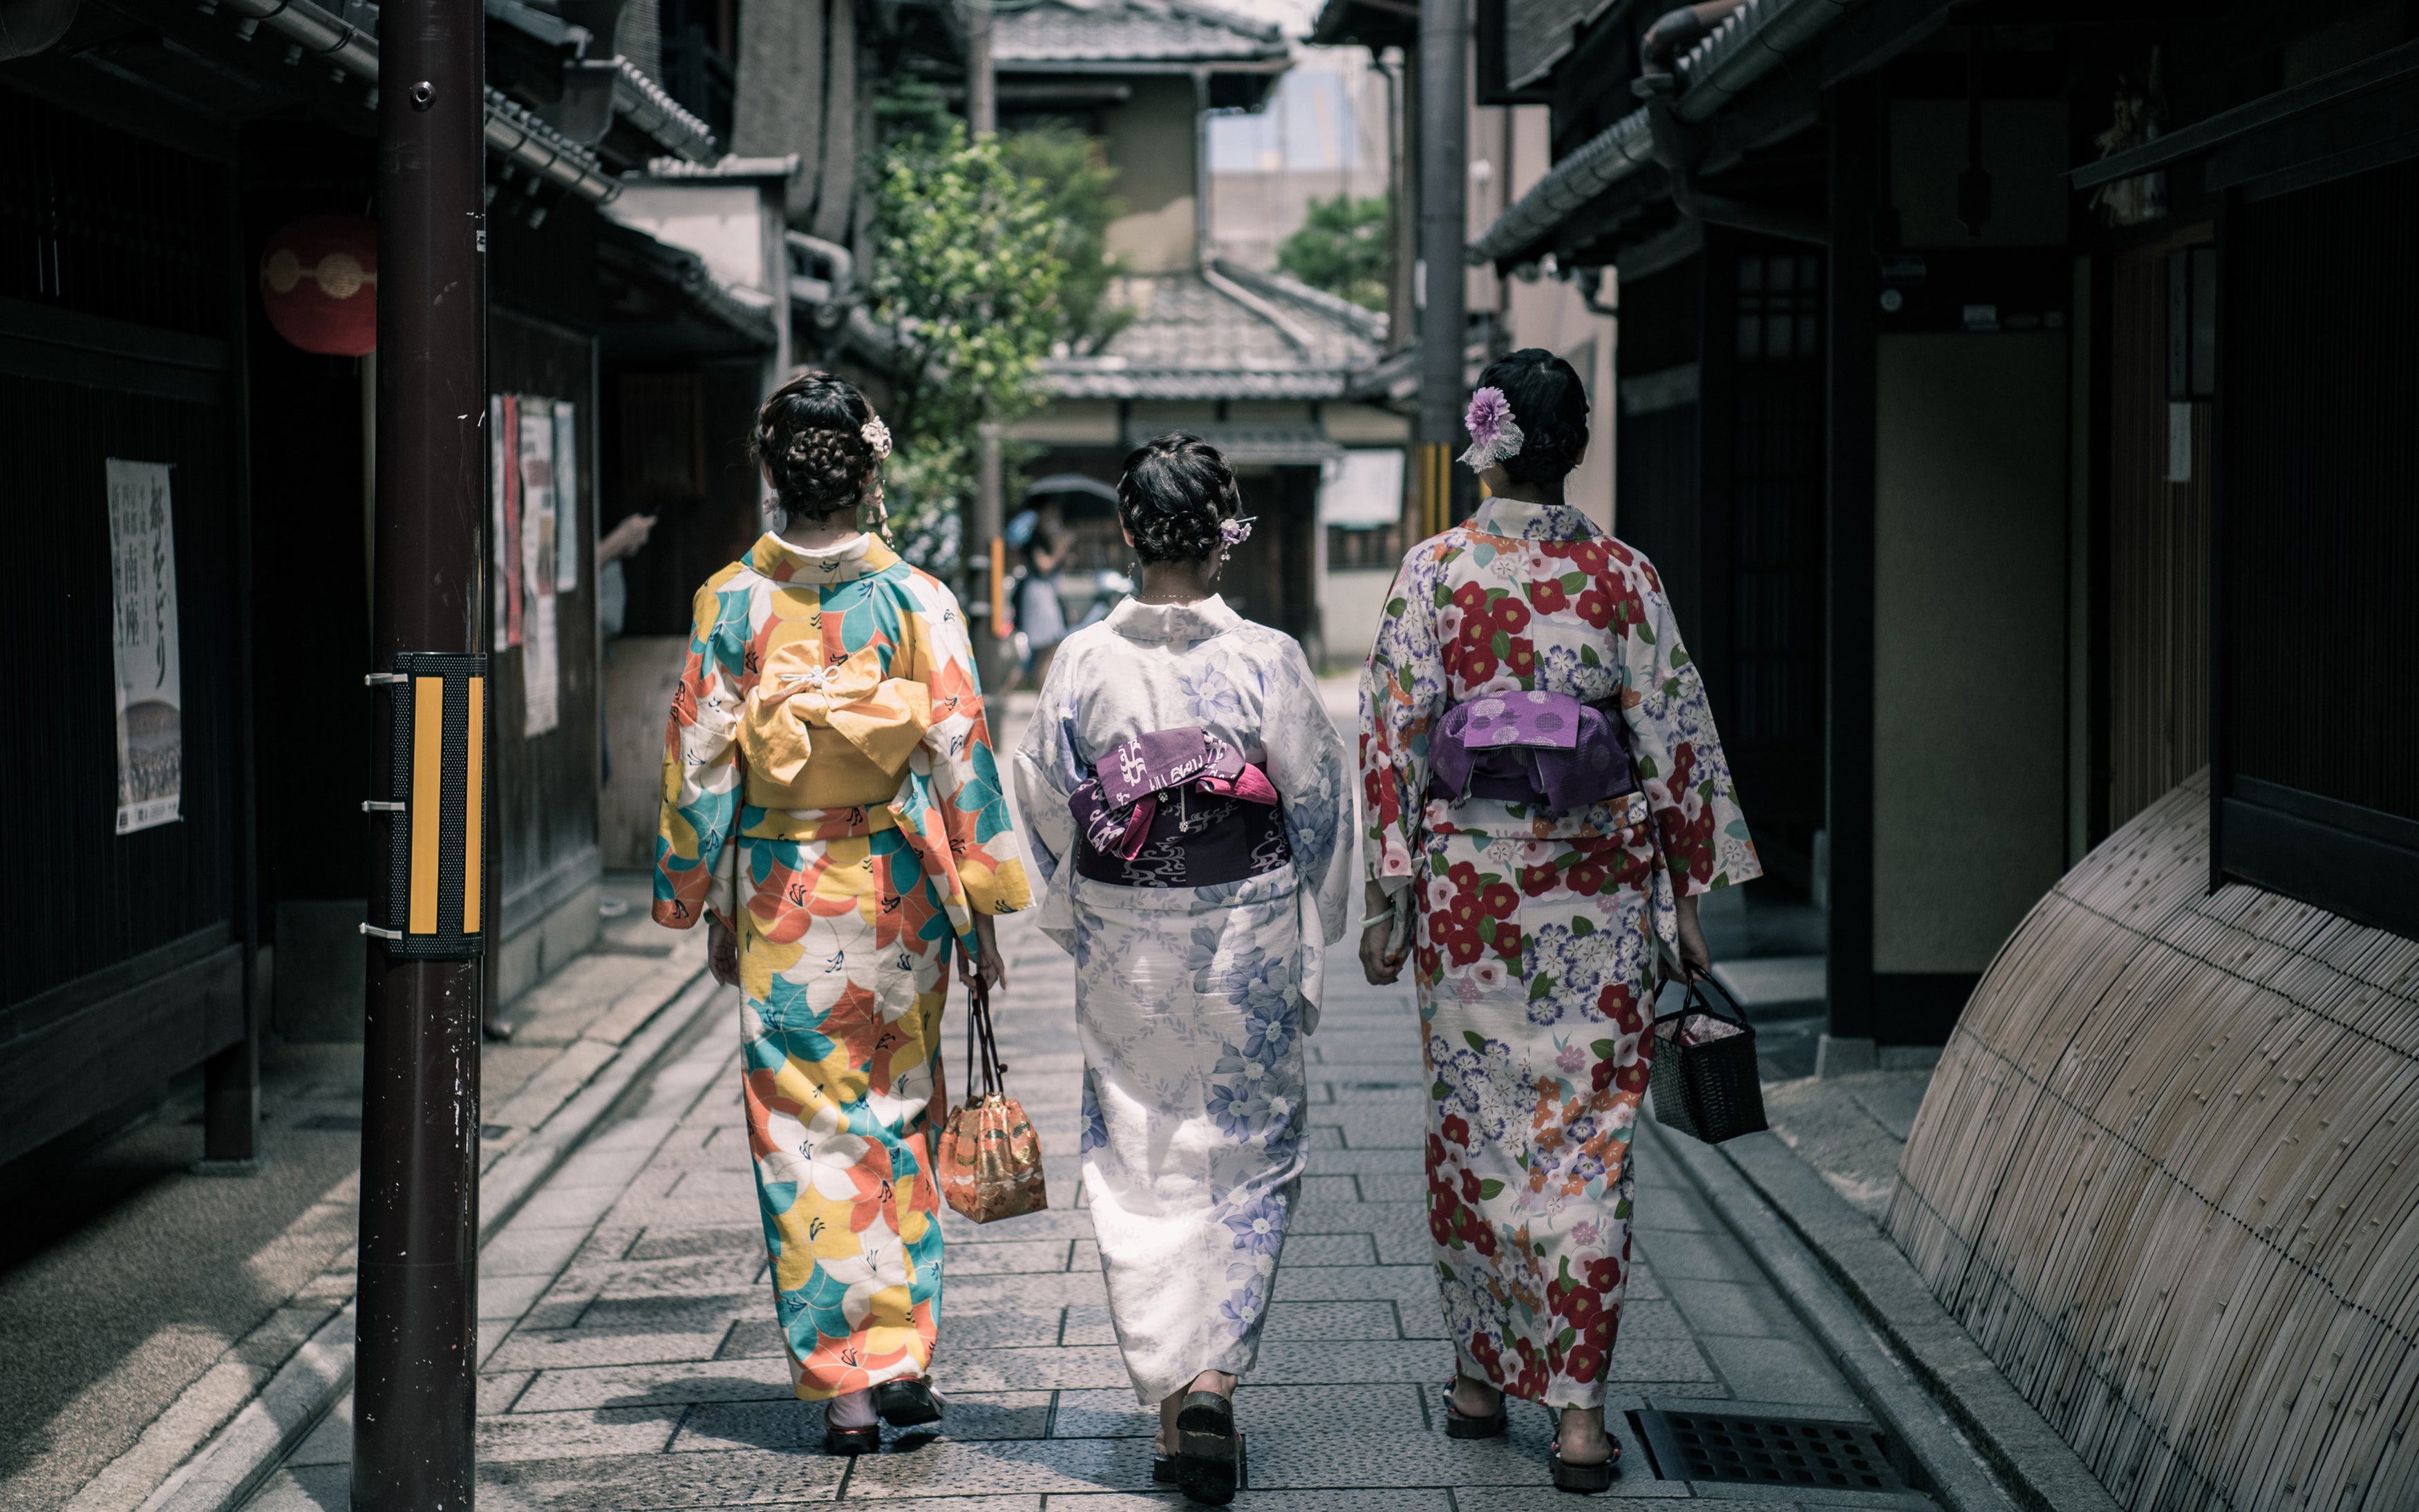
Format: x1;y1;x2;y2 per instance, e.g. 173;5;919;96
653;373;1028;1453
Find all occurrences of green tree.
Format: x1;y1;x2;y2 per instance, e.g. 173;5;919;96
868;116;1067;570
999;123;1131;355
1277;191;1391;312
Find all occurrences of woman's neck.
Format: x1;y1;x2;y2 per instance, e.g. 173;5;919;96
778;509;863;551
1135;560;1219;605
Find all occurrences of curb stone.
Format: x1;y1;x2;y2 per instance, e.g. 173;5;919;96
1640;1117;2021;1512
1704;1129;2125;1512
128;967;721;1512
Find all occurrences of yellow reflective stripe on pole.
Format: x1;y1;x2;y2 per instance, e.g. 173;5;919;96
408;676;445;935
464;677;484;934
990;536;1010;639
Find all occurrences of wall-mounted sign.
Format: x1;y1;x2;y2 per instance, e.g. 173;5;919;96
107;460;182;833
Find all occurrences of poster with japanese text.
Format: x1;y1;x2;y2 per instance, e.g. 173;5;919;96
106;459;182;833
518;396;559;735
552;401;578;592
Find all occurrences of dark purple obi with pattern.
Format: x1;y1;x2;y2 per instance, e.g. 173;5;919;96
1425;690;1635;813
1070;726;1290;887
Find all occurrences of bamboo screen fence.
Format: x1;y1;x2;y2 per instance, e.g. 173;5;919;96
1892;770;2419;1511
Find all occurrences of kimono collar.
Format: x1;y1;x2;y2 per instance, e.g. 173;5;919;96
1469;497;1604;544
1107;593;1243;646
749;530;901;585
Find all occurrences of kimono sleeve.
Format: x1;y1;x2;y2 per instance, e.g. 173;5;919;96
1617;559;1761;899
914;576;1033;917
1261;636;1354;949
1008;641;1085;954
653;575;744;931
1359;547;1446;897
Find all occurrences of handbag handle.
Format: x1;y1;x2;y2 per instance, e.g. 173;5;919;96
961;969;1008;1102
1679;972;1751;1032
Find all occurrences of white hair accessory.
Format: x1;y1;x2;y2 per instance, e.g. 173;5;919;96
860;415;892;460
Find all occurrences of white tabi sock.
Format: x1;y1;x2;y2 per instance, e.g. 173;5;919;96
826;1388;876;1428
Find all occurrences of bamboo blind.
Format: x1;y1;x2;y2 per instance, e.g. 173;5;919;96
1891;770;2419;1511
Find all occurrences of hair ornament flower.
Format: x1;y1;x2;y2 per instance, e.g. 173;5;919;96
860;415;893;460
1457;386;1525;471
1220;515;1255;547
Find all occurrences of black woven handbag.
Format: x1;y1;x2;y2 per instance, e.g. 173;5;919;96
1648;974;1769;1144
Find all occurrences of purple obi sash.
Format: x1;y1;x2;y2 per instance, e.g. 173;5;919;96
1070;725;1289;887
1425;690;1635;813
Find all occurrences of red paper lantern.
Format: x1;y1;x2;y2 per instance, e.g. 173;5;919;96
259;214;378;356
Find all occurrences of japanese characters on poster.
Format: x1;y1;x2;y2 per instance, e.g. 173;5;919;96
518;395;560;735
553;401;579;593
106;459;182;834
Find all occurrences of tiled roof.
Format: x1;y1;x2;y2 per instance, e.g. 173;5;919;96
1044;262;1382;400
994;0;1285;67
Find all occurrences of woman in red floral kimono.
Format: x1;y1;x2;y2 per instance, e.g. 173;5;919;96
1357;350;1759;1489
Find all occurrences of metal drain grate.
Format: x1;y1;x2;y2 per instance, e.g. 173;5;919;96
1632;1409;1905;1491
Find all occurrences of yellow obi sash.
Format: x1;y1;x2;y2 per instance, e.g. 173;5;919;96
741;641;932;811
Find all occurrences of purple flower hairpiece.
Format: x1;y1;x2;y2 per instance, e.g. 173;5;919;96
1220;516;1255;547
1458;386;1525;471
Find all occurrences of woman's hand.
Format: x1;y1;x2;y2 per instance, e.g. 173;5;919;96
1358;880;1409;985
957;913;1008;993
706;916;741;987
1673;894;1713;981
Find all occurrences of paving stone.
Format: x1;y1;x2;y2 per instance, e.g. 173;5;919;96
941;1272;1111;1310
668;1392;1053;1454
925;1345;1133;1392
936;1209;1097;1244
242;1464;349;1511
1274;1233;1379;1267
570;1294;752;1335
478;1446;843;1506
1272;1264;1436;1306
1050;1382;1430;1440
1299;1173;1361;1203
945;1240;1073;1276
1454;1493;1723;1510
837;1436;1155;1497
1055;1495;1446;1512
1239;1341;1454;1384
1353;1171;1436;1202
485;1224;600;1278
1605;1336;1720;1383
1614;1297;1695;1344
1658;1278;1800;1340
808;1500;1036;1512
481;1272;556;1321
1290;1200;1424;1237
1260;1301;1401;1340
627;1225;763;1262
1688;1333;1854;1406
478;1406;685;1462
488;1327;728;1372
511;1357;794;1412
1630;1229;1759;1286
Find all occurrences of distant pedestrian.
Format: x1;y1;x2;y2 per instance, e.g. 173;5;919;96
1010;435;1353;1506
651;371;1030;1454
1008;505;1073;688
1357;352;1760;1490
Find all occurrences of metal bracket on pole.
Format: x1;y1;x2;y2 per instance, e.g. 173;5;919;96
363;651;488;961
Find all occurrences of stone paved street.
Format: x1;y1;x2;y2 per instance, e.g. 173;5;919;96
243;690;1942;1511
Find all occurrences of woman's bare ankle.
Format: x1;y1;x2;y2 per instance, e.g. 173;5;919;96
1452;1375;1503;1412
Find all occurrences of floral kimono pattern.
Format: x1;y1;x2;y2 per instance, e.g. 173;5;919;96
655;531;1029;1400
1010;596;1353;1405
1359;498;1758;1410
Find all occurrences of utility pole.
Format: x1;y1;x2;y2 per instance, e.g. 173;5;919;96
966;0;1013;690
1415;0;1467;540
355;0;487;1506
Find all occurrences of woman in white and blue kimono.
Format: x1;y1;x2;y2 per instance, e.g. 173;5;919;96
1011;435;1353;1507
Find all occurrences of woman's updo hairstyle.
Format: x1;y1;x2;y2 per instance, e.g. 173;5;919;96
1118;433;1239;564
751;370;878;520
1478;347;1590;484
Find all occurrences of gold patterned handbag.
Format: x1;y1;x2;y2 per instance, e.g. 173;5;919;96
934;974;1048;1223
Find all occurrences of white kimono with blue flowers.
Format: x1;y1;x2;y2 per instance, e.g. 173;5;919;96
1010;595;1353;1405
